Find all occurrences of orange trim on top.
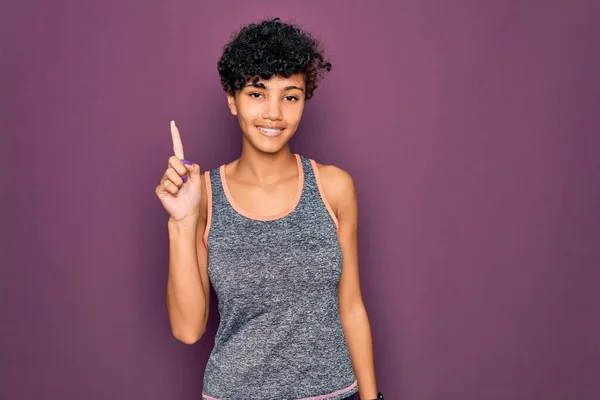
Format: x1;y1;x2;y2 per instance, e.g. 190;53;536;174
202;380;357;400
310;159;339;232
297;380;357;400
220;153;304;221
202;170;212;248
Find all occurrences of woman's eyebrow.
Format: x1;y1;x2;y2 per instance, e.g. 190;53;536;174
283;86;304;92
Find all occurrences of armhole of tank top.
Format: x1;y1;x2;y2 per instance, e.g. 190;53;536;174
310;159;340;233
202;170;213;249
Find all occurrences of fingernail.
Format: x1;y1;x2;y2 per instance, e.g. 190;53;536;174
181;159;192;165
182;175;188;183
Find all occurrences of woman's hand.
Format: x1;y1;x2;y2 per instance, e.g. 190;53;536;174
155;121;202;222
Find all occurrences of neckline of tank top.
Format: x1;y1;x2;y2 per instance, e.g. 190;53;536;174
218;153;305;222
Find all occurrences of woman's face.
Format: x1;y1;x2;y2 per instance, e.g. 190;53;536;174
227;73;306;154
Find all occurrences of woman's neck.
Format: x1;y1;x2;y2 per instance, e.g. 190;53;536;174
232;145;297;186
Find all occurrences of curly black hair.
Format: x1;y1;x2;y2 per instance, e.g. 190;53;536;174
217;18;332;100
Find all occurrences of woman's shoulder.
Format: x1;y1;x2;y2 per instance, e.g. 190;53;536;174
310;159;357;216
311;160;354;190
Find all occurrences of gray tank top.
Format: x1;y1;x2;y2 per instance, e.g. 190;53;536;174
201;154;358;400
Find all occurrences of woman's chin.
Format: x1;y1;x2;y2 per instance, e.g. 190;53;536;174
247;135;292;154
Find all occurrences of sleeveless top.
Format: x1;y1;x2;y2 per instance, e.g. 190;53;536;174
200;154;358;400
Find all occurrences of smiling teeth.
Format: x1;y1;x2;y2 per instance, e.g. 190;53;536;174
259;127;282;133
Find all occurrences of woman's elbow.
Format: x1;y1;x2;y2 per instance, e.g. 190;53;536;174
172;326;205;345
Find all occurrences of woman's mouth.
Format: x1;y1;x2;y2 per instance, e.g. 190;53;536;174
257;126;284;137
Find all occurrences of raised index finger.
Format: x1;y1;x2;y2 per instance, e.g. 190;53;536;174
170;120;185;160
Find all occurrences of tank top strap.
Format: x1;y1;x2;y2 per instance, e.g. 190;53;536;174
297;155;340;232
298;154;315;193
206;165;228;211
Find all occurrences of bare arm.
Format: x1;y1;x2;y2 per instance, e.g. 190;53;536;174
166;174;211;344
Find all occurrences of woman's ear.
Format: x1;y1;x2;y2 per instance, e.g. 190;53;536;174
227;92;238;116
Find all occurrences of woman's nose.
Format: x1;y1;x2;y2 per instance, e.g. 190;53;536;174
262;99;283;121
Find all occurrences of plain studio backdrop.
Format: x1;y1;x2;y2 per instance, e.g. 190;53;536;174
1;1;599;399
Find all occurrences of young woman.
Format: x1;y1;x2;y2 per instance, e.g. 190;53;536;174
156;18;383;400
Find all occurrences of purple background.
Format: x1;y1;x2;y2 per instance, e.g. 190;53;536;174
2;1;599;399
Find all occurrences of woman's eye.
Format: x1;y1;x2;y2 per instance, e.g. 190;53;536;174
285;96;299;102
250;93;262;98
